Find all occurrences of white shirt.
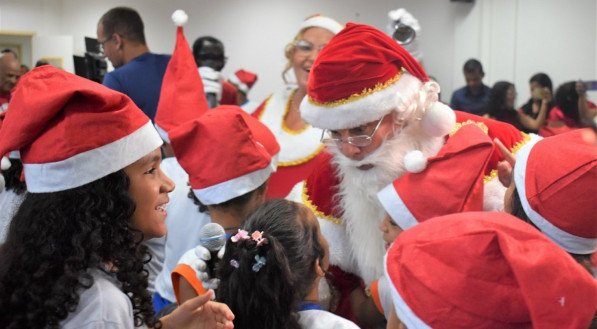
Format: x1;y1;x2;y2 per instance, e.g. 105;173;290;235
61;269;143;329
154;157;212;302
298;309;360;329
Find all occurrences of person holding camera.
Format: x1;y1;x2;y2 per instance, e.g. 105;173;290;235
192;36;238;108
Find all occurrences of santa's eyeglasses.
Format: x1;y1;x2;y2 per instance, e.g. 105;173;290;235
320;115;385;147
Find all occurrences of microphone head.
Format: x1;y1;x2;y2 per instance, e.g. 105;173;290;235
199;222;226;251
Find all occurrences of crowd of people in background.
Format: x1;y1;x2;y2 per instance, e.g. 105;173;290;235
0;5;596;329
451;59;597;136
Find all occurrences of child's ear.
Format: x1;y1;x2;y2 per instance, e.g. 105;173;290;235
315;258;325;277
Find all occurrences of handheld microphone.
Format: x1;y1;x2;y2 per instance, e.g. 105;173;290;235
198;223;226;277
206;93;218;109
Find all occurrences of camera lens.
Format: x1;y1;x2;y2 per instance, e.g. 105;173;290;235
393;23;416;45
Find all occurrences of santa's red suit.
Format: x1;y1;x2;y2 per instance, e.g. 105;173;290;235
291;23;534;324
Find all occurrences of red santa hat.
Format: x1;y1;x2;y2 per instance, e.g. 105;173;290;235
0;65;162;193
228;69;257;94
385;211;597;329
169;106;279;205
154;10;208;143
513;128;597;254
301;23;455;136
377;124;493;230
299;14;344;35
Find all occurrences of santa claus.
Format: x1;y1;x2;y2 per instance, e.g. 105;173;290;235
289;23;532;322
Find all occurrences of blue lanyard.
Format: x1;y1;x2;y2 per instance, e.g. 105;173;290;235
298;302;322;311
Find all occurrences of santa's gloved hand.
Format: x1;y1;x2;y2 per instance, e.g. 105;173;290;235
387;8;423;61
177;245;220;290
198;66;223;101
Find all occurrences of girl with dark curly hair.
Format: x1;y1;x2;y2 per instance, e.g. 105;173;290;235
217;199;359;329
0;66;234;329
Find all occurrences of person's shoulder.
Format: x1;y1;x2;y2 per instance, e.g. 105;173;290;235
61;270;135;329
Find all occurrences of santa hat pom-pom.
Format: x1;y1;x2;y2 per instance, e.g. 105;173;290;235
172;10;188;26
404;150;427;173
1;156;11;170
421;102;456;137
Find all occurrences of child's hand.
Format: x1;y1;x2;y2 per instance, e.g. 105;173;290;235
161;290;235;329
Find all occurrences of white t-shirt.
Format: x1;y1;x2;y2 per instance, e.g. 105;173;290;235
154;157;212;303
61;269;144;329
0;189;25;243
298;309;360;329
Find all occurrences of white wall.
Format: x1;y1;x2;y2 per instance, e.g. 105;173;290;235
1;0;595;106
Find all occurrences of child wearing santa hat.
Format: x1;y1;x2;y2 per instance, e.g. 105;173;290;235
0;65;234;328
504;128;597;275
151;10;280;315
349;123;494;325
384;212;597;329
167;106;280;306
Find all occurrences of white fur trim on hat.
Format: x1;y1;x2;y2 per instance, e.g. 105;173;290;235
385;253;432;329
301;73;423;130
24;121;163;193
172;10;188;26
1;156;11;170
421;102;456;137
377;183;418;231
154;122;170;143
300;15;344;35
404;150;427;173
193;163;274;205
514;139;597;254
228;73;248;93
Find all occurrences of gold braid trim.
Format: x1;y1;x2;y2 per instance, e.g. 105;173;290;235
510;132;531;154
281;89;310;135
257;95;273;120
301;181;342;224
278;144;325;167
307;68;405;108
483;132;531;184
449;119;489;136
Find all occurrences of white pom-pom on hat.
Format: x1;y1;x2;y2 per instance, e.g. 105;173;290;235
404;150;427;173
421;102;456;137
0;156;11;170
172;10;188;26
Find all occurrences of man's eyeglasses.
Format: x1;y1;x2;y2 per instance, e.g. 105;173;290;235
320;115;386;147
97;36;113;55
294;39;326;55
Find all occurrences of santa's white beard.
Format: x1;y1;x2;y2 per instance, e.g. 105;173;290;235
329;123;444;283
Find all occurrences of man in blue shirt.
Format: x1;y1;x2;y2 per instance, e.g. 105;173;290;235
97;7;170;121
450;59;490;116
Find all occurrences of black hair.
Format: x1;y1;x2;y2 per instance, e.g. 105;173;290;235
554;81;581;124
1;49;17;59
217;199;325;329
100;7;146;45
529;72;553;95
463;58;484;75
0;170;157;328
509;186;594;275
188;181;267;214
3;158;26;195
487;81;515;119
192;36;226;71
